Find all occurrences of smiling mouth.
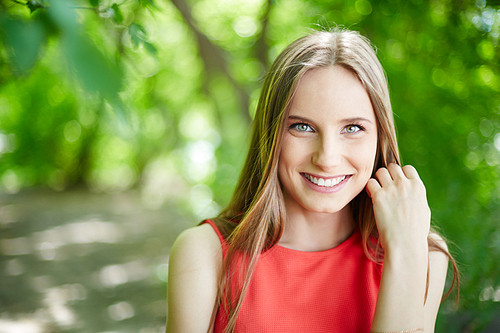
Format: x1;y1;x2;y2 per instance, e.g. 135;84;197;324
302;173;348;187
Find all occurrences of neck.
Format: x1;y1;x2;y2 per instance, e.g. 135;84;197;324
278;194;356;252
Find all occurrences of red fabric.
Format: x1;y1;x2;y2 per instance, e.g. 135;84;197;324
204;219;382;333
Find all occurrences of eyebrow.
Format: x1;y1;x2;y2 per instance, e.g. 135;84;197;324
288;115;374;124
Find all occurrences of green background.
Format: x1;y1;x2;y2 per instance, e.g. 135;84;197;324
0;0;499;332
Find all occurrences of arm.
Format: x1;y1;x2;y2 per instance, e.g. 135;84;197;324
366;164;448;332
424;235;449;332
166;223;222;333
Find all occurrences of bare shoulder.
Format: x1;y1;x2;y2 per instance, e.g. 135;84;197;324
166;223;222;333
427;232;449;289
429;232;449;253
428;231;450;282
171;223;222;260
424;232;450;332
168;223;223;288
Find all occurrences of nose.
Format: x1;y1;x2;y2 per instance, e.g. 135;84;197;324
311;135;343;172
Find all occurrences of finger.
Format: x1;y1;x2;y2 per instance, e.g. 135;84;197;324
402;165;420;180
365;178;381;198
374;167;392;187
387;163;406;180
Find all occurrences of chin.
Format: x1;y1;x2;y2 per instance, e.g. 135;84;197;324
301;200;349;215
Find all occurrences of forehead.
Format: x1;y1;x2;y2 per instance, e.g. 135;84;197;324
288;66;375;122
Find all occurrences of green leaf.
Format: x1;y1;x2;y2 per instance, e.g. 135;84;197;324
47;0;124;106
111;4;123;24
128;23;146;48
61;33;123;100
143;41;157;56
27;1;45;13
89;0;100;7
46;0;78;34
34;10;59;37
0;14;46;73
139;0;155;7
128;23;157;56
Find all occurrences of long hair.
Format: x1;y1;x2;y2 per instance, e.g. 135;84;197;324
209;28;459;333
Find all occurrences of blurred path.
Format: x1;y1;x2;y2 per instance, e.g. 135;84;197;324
1;189;499;333
0;188;193;333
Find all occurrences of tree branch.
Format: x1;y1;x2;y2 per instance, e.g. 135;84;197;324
254;0;272;69
8;0;96;10
170;0;251;123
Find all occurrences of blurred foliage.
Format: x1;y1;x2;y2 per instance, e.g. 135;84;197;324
0;0;500;331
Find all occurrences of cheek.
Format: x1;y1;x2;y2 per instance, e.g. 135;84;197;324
278;138;293;180
279;136;304;169
278;136;312;186
353;137;378;174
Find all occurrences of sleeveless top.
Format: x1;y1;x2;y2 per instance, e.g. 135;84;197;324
204;219;383;333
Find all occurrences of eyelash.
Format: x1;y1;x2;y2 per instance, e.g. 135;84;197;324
289;122;366;134
290;122;314;132
342;123;365;134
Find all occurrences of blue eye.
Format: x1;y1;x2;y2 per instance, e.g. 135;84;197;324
344;125;362;133
293;123;312;132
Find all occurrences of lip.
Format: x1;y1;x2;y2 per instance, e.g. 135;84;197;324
300;172;351;193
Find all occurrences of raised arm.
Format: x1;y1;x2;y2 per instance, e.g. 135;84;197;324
366;164;448;333
166;223;222;333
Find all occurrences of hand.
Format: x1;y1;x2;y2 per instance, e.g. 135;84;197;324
365;163;430;253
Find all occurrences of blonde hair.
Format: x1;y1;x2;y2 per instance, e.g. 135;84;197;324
209;28;458;333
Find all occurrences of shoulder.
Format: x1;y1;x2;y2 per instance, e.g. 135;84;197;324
174;222;222;249
427;232;450;275
166;223;222;333
424;232;450;332
427;231;449;284
170;223;222;271
427;232;449;286
429;231;449;252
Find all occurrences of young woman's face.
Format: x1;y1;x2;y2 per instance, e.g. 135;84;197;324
278;66;378;215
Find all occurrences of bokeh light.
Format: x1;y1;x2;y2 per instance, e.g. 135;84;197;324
0;0;499;332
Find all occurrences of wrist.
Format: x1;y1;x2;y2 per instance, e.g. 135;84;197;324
383;239;428;258
383;242;428;269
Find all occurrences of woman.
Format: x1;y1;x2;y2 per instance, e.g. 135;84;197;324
166;29;459;333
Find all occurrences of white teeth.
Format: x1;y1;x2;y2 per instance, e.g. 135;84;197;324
304;174;346;187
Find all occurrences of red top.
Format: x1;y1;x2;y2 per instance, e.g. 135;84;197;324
204;219;382;333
